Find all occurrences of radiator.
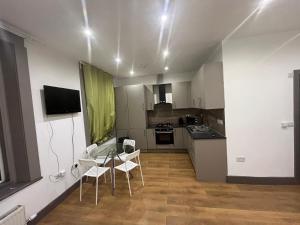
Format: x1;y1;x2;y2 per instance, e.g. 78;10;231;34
0;206;26;225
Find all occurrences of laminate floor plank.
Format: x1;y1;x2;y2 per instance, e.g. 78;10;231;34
39;152;300;225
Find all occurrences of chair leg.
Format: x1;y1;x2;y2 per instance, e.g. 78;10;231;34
126;171;132;197
80;177;82;202
104;172;107;183
110;168;112;183
96;176;99;205
139;165;144;186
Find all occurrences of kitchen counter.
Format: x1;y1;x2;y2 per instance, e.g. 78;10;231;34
183;128;227;182
147;124;226;139
186;125;226;140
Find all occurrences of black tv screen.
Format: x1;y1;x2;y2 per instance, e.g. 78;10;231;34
44;85;81;115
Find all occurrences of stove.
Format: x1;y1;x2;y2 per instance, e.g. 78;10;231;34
155;123;174;132
155;123;174;145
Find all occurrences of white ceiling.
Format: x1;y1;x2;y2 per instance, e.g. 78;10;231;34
0;0;299;77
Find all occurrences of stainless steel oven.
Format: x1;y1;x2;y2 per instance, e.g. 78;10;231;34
155;129;174;145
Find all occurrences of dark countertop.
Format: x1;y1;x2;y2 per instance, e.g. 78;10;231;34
147;124;226;140
186;126;226;140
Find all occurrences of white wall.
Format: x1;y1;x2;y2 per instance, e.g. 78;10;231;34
113;71;195;87
0;41;86;218
222;30;299;177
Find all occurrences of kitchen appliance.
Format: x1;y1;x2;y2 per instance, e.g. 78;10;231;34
178;117;184;126
153;84;172;105
155;123;174;145
186;115;197;125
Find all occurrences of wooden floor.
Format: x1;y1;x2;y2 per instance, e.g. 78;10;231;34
39;153;300;225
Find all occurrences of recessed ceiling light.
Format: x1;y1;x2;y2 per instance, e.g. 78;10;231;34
164;66;169;71
115;57;122;64
259;0;272;8
163;49;169;58
83;27;93;37
161;14;168;23
130;70;134;75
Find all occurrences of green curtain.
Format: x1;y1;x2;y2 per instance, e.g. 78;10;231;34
82;64;115;143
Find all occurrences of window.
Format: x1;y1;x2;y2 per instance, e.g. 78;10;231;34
0;28;41;200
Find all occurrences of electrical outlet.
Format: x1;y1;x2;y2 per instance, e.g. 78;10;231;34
236;157;245;163
72;163;79;169
58;169;66;178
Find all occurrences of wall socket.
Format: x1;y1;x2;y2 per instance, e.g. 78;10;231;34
236;157;246;163
57;169;66;178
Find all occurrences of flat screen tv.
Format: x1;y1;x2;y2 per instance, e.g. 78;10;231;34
43;85;81;115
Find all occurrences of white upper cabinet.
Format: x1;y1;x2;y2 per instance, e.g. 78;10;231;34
145;85;154;110
191;62;224;109
172;81;191;109
126;84;147;129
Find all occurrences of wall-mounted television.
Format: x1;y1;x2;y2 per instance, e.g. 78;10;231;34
43;85;81;115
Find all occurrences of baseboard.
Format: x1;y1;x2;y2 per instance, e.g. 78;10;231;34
227;176;300;185
27;180;80;225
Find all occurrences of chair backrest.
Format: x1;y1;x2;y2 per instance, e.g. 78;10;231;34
125;149;140;162
123;139;135;152
86;144;97;154
79;158;97;167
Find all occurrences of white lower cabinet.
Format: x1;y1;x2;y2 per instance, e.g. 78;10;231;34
146;129;156;149
174;128;184;149
128;128;148;151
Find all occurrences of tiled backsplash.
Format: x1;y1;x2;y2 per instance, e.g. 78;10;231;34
147;104;225;135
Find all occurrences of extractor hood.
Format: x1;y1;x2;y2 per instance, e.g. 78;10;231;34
153;83;172;105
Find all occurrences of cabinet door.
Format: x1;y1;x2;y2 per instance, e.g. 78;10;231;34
145;85;154;110
202;63;225;109
115;87;129;130
127;85;146;129
172;82;191;109
116;129;129;139
191;70;201;108
174;128;184;149
146;129;156;149
129;129;148;150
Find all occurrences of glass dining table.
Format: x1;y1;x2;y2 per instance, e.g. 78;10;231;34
89;142;124;195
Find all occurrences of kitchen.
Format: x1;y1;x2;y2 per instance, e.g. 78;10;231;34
115;61;227;182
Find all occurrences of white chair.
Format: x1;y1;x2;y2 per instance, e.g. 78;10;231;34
79;159;111;205
114;139;136;162
114;150;144;197
86;144;112;182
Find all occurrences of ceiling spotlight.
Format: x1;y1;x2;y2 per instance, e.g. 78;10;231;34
164;66;169;71
83;27;93;37
115;57;122;64
163;49;169;58
130;70;134;75
161;14;168;23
